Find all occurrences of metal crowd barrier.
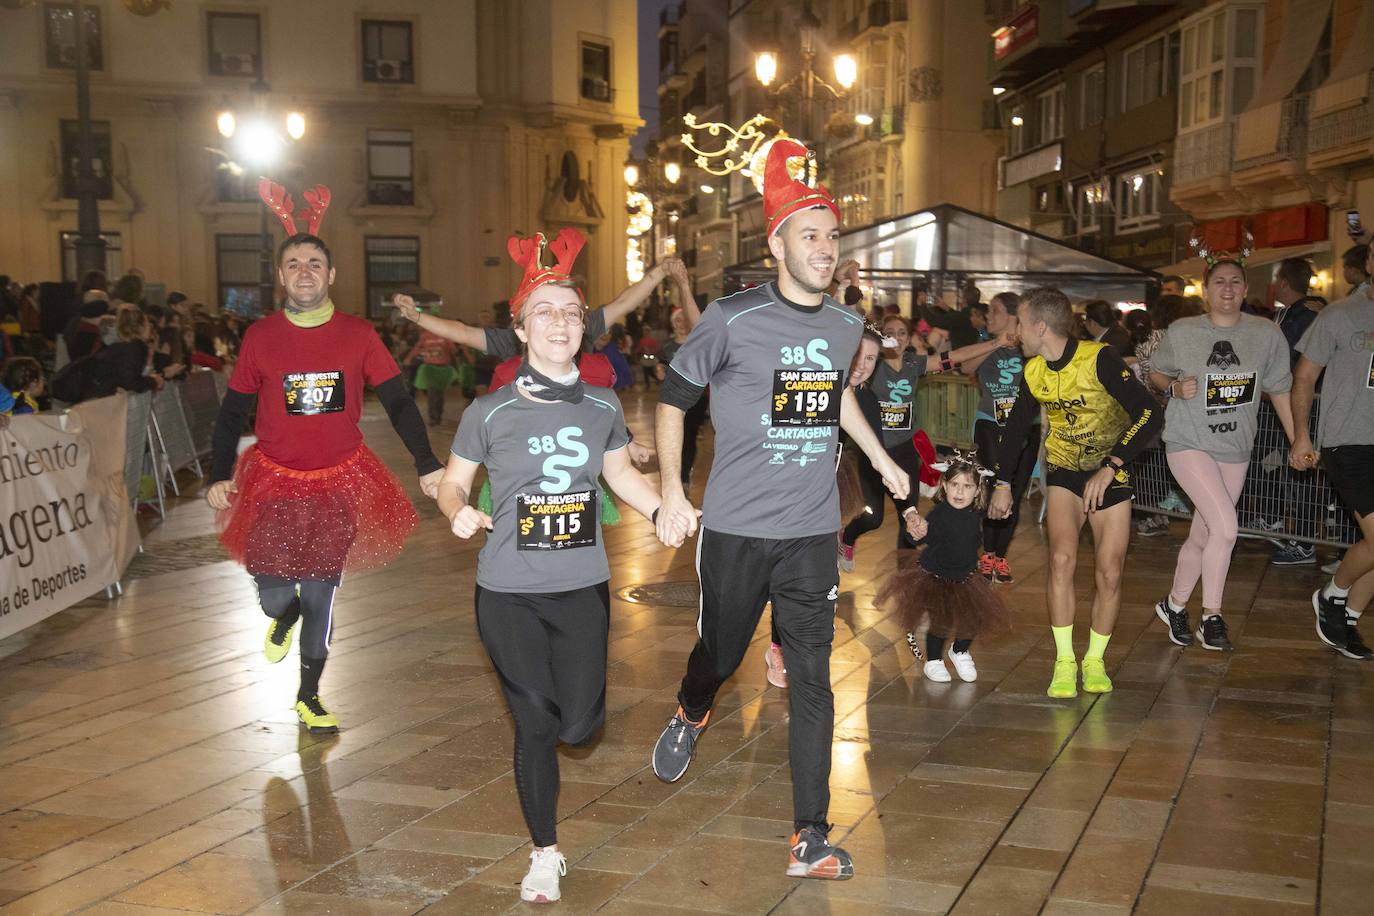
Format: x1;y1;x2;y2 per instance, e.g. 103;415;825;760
1131;397;1358;549
123;370;226;517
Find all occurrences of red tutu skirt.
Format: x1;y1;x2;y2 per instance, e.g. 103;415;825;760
837;451;866;526
217;445;418;580
877;553;1011;639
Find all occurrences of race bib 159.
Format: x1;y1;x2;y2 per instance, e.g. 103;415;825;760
284;371;345;416
517;490;596;550
772;369;841;427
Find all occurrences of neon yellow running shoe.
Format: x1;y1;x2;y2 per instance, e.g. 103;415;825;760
263;616;297;664
1081;657;1113;694
1047;658;1078;698
295;695;340;734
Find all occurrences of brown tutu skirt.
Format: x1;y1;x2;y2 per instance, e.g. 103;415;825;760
876;553;1011;639
837;451;866;526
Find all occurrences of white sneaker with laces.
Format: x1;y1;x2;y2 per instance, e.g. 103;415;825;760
520;847;567;903
923;660;951;682
947;648;978;682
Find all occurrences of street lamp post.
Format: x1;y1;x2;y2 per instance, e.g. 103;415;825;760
71;0;106;277
752;4;856;144
215;84;305;313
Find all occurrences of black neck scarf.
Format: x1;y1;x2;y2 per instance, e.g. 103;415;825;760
515;358;584;404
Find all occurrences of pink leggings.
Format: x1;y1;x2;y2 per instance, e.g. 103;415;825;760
1167;450;1248;611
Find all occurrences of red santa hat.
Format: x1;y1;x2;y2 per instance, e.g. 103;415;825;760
763;139;839;239
507;228;586;323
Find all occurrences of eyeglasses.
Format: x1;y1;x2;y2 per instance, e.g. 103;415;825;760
526;306;585;326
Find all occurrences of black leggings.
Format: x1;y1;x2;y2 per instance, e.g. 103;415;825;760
475;582;610;848
256;575;338;701
841;438;922;550
974;420;1039;558
926;634;973;658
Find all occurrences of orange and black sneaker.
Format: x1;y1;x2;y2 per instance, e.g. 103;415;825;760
786;826;854;880
978;552;996;580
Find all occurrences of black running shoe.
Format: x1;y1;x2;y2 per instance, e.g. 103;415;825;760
1196;615;1232;651
652;706;709;783
1313;589;1350;651
786;826;854;880
1339;621;1372;661
1155;598;1193;647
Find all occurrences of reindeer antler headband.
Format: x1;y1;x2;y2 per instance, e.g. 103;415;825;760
507;228;587;322
929;448;996;479
1189;226;1254;271
258;178;332;237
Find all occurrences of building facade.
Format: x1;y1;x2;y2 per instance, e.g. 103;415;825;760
0;0;641;320
648;0;1002;299
990;0;1374;297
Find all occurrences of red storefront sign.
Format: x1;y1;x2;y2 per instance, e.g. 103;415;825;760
1196;203;1328;252
993;5;1039;60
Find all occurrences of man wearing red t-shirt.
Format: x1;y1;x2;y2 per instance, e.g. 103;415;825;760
207;233;443;733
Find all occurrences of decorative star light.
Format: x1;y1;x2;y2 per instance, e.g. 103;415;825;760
681;112;788;193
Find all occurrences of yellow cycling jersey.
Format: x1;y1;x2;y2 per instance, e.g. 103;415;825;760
1023;340;1132;471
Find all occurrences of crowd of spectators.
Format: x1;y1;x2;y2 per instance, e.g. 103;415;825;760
0;268;246;416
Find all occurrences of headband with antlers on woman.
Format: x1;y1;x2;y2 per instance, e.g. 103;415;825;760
507;228;587;323
1189;226;1254;273
258;178;332;237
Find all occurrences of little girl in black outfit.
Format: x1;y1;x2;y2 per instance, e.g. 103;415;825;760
878;453;1010;682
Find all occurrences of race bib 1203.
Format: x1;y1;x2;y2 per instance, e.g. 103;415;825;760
772;369;841;427
517;490;596;550
1205;372;1256;412
284;371;345;415
879;401;912;431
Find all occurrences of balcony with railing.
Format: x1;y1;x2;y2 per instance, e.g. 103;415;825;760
1173;122;1233;187
1307;71;1374;168
1231;93;1310;188
865;106;904;142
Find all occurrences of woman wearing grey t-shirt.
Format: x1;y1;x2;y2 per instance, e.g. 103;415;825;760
1149;259;1295;651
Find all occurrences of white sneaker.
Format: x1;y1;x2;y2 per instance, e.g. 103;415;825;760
520;847;567;903
947;648;978;682
923;660;951;682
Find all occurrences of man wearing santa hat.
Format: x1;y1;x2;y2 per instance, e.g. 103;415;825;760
649;139;909;880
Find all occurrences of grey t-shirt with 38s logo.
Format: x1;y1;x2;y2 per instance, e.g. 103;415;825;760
667;282;862;538
451;386;630;593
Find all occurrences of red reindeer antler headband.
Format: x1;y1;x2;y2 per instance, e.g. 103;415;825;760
258;178;332;236
507;228;587;322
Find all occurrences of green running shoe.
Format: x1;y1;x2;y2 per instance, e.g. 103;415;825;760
1081;657;1113;694
295;695;339;734
1047;658;1078;698
263;614;298;664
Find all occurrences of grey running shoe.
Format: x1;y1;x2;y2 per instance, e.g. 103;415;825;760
652;706;709;783
1313;589;1350;651
1155;597;1193;647
1339;620;1372;661
787;826;854;880
1196;615;1233;651
1272;542;1316;566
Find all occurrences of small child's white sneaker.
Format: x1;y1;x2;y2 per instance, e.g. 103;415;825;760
948;648;978;682
923;659;951;682
520;847;567;903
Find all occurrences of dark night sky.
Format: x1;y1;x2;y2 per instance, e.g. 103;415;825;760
633;0;674;156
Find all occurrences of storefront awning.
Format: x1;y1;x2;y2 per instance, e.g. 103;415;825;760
727;203;1157;304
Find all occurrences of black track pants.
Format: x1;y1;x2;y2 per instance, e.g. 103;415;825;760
975;420;1039;558
475;582;610;848
679;530;838;831
256;576;338;700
